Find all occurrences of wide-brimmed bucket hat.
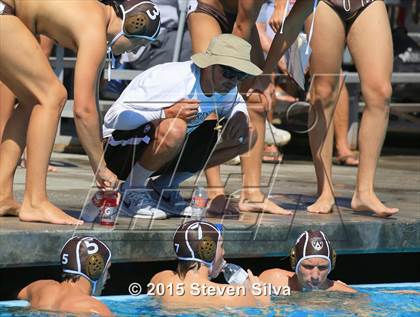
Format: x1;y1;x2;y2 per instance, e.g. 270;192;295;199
192;34;262;76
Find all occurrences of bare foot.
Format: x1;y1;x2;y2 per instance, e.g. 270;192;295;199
0;198;20;216
239;193;292;215
20;158;58;172
307;195;335;214
351;192;399;218
19;200;83;225
333;149;359;167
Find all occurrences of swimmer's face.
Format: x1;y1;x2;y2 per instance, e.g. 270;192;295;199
211;65;245;95
297;258;330;290
93;262;111;296
209;238;225;279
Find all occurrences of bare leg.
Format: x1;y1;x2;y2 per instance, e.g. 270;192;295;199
188;13;236;208
238;27;291;215
0;17;81;224
0;81;19;216
306;2;346;214
5;35;57;174
138;118;187;170
347;1;398;216
0;81;16;137
239;93;291;215
333;81;358;165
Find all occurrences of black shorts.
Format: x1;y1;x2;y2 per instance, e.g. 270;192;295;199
155;120;221;176
104;123;155;180
104;120;221;180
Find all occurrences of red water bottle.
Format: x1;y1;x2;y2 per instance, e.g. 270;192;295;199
100;191;118;226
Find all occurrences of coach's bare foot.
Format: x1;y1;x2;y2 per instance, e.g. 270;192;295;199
239;192;292;215
307;194;335;214
0;198;20;216
351;192;399;217
19;200;83;225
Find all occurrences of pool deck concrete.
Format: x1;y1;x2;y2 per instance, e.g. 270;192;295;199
0;152;419;268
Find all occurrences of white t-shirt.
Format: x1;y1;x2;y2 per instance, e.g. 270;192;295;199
103;61;247;137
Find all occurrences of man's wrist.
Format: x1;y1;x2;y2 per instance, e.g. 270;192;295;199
90;154;106;174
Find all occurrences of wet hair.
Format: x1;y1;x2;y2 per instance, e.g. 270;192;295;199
62;273;82;283
176;260;202;280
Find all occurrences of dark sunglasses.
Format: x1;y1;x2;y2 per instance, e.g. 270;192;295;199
220;65;249;81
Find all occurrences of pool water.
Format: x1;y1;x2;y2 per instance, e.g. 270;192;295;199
1;283;419;316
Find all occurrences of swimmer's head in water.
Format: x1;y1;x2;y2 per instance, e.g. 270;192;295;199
61;236;111;294
290;230;336;274
173;221;223;268
108;0;160;49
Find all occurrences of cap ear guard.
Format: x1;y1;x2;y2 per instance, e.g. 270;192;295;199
173;221;221;266
197;236;217;262
86;254;106;280
124;11;149;35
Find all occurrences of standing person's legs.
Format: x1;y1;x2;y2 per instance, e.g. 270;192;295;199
0;16;81;224
237;26;291;215
306;2;346;213
18;35;58;172
346;1;398;216
187;11;235;209
0;81;16;138
333;80;359;166
0;81;18;216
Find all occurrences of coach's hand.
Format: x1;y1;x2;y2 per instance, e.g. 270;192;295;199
96;166;119;190
164;99;199;121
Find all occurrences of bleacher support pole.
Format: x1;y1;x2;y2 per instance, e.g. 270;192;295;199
172;0;189;62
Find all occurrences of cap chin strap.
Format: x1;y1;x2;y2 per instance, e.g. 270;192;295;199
106;42;118;82
108;31;124;50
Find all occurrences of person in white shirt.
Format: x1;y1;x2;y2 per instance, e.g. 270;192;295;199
103;34;260;219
